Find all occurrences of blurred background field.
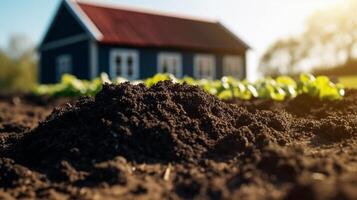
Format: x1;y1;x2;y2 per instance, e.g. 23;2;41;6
2;0;357;90
338;76;357;88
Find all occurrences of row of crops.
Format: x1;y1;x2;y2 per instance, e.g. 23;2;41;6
33;73;345;101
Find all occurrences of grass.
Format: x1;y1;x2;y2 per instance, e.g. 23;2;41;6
338;76;357;88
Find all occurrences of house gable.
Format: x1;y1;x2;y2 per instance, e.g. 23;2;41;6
41;2;88;45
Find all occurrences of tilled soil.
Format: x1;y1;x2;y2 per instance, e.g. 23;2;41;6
0;93;71;152
0;82;356;200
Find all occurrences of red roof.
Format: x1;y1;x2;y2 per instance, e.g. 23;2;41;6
75;1;249;53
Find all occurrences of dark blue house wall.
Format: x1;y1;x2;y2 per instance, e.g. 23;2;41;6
215;54;224;78
40;41;246;83
215;52;246;79
98;45;157;79
40;40;91;83
182;51;194;77
97;44;244;79
97;44;195;79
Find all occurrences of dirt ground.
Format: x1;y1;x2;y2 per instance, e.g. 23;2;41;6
0;82;356;200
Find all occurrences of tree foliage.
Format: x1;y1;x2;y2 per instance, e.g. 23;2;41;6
259;0;357;76
0;34;37;91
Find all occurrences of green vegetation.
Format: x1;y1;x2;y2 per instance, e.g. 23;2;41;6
34;74;103;97
0;35;37;91
33;73;345;101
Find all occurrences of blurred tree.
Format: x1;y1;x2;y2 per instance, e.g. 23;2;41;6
6;34;34;60
0;34;37;91
259;0;357;76
259;37;304;76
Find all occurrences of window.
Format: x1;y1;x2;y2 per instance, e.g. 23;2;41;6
223;56;244;79
158;52;182;77
110;49;139;80
194;54;215;79
56;55;72;81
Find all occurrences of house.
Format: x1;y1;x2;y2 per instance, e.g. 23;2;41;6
39;0;250;83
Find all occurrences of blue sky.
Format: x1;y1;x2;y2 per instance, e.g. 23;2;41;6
0;0;344;78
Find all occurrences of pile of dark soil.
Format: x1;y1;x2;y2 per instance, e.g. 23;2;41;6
15;82;293;164
0;82;356;200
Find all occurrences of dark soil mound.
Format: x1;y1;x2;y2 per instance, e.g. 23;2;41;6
15;81;291;164
1;83;356;200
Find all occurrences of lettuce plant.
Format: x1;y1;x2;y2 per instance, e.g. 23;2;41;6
33;73;345;101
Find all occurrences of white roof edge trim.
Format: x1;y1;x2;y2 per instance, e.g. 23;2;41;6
65;0;103;41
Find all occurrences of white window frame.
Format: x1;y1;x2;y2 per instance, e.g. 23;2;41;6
110;49;139;80
223;55;244;79
194;54;216;79
157;52;182;77
56;55;72;81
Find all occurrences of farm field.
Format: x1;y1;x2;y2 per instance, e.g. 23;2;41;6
0;80;356;200
338;76;357;88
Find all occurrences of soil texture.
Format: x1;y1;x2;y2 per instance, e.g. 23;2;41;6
0;82;356;200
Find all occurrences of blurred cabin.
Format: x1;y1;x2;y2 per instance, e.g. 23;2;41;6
39;0;249;83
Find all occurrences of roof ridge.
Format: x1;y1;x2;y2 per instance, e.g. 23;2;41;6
74;0;218;24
